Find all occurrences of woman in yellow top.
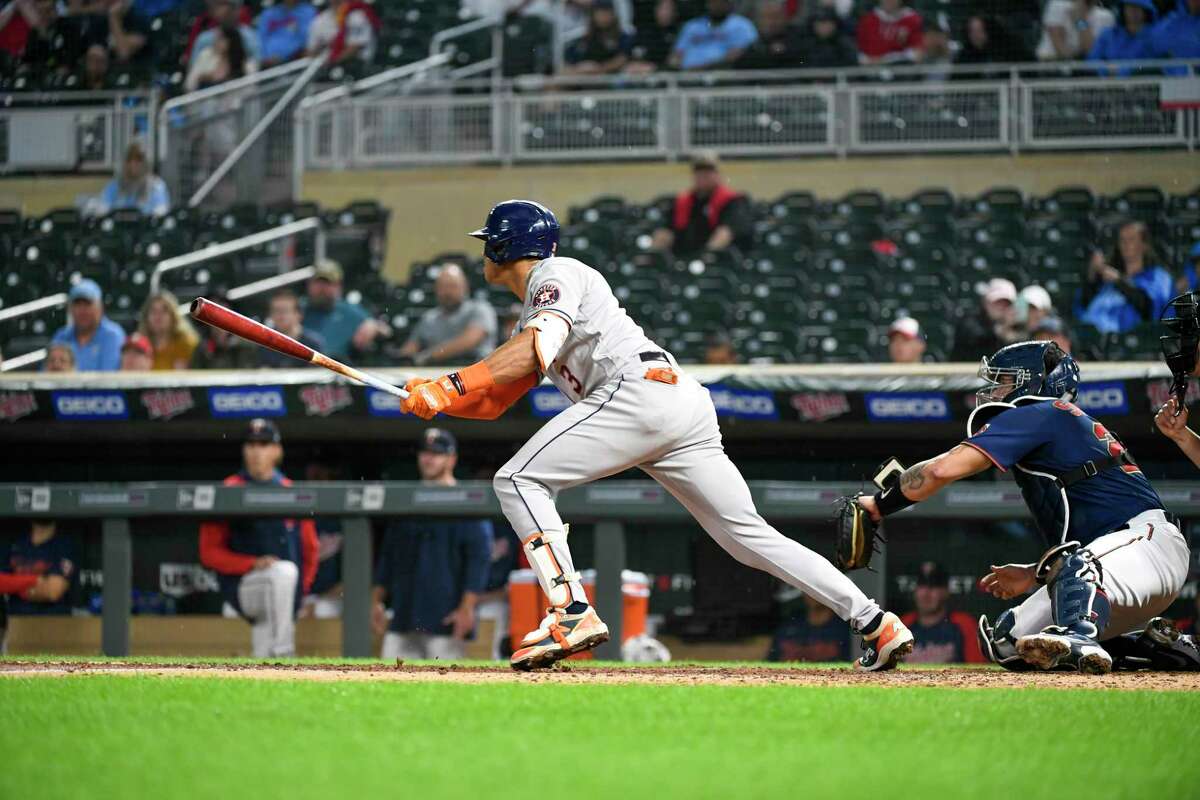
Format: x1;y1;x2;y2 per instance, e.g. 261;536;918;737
138;290;199;370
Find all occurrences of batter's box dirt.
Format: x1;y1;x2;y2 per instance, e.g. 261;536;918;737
3;661;1200;691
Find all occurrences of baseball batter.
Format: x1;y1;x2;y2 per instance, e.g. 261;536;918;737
400;200;914;671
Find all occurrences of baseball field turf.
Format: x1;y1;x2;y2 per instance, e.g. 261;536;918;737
2;659;1196;799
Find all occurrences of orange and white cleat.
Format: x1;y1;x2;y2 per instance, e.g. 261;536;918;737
856;612;915;671
510;605;610;671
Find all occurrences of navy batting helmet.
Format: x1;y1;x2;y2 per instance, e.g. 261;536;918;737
977;340;1079;404
469;200;559;264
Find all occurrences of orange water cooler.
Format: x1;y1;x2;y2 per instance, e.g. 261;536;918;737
508;569;650;659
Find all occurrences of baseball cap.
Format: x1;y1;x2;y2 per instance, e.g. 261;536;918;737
68;278;103;303
691;149;720;171
1020;285;1053;312
121;332;152;356
419;428;457;454
887;316;924;340
984;278;1017;305
244;418;281;444
313;259;344;283
915;561;949;588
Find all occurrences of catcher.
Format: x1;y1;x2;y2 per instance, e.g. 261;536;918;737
853;340;1194;674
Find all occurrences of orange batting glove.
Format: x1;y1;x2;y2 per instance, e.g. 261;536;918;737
402;377;456;420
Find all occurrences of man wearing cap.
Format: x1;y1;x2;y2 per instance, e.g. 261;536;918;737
372;429;493;661
899;562;985;664
48;279;125;372
199;419;319;657
119;333;154;371
397;264;497;367
887;316;929;364
260;289;325;369
950;278;1018;362
652;151;753;258
1019;285;1055;337
303;259;387;361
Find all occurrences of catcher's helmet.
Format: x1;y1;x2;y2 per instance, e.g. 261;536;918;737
469;200;559;264
977;340;1079;404
1161;291;1200;380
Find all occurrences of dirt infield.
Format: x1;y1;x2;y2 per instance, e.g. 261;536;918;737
3;660;1200;690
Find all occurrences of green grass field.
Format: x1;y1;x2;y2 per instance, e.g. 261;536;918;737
2;661;1196;800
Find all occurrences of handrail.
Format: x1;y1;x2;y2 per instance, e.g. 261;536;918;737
149;217;324;295
429;16;498;58
188;55;328;208
0;293;67;324
301;51;455;111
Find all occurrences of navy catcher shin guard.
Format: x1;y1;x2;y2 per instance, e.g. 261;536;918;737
1048;548;1111;639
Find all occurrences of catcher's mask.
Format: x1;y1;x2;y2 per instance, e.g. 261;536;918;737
977;340;1079;404
1160;292;1200;404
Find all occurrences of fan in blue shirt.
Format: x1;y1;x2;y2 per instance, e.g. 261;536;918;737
670;0;758;70
1075;221;1174;334
49;280;127;372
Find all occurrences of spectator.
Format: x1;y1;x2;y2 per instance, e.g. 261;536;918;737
186;0;257;64
119;332;154;370
49;279;125;372
811;0;856;23
307;0;380;65
767;594;851;662
399;265;497;367
1032;316;1073;354
669;0;758;70
43;343;77;373
303;260;388;361
0;0;39;62
887;316;929;363
258;0;316;67
259;289;325;368
102;0;152;67
1037;0;1116;61
1088;0;1158;72
190;293;259;369
917;18;955;79
899;562;985;664
954;15;1032;65
1018;285;1054;335
515;0;634;38
22;0;97;73
372;429;493;661
563;0;632;75
652;151;753;257
78;42;109;89
0;520;76;616
199;419;319;658
300;457;344;619
1179;241;1200;292
186;21;256;92
626;0;698;73
138;289;198;370
950;278;1018;362
1151;0;1200;64
855;0;923;65
737;1;803;69
94;141;170;218
1076;220;1173;334
703;331;740;364
798;8;858;69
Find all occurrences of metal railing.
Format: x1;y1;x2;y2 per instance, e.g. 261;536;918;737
296;60;1200;170
0;91;157;174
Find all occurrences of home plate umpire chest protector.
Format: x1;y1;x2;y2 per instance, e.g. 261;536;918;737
493;256;886;631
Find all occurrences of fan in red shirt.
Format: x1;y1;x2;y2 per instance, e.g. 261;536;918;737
900;561;986;664
856;0;924;63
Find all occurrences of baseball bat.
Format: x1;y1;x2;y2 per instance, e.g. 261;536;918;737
189;297;409;399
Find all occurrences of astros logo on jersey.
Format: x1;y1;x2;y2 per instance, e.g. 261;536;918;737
532;283;561;308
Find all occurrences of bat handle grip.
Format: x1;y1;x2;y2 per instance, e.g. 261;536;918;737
311;353;410;399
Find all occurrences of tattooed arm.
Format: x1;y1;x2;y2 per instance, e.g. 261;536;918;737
859;445;993;522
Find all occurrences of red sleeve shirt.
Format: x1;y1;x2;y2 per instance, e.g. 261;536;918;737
856;8;924;60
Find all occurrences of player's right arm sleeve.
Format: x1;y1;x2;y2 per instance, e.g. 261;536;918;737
199;521;257;575
442;372;539;420
960;405;1050;471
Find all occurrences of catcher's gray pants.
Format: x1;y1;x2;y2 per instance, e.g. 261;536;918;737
1008;509;1190;639
494;370;882;630
238;560;298;658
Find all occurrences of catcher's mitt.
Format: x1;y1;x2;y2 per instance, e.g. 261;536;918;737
834;495;880;572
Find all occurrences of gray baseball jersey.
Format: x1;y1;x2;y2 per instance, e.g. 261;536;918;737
492;255;886;633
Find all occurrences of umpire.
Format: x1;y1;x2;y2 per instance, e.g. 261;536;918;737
373;429;493;660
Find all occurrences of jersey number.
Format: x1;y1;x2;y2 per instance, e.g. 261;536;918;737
559;364;583;396
1091;422;1141;475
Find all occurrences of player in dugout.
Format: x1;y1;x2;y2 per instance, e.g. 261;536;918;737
199;418;318;658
